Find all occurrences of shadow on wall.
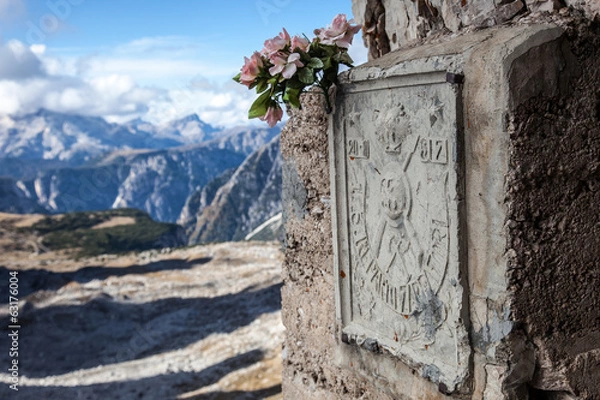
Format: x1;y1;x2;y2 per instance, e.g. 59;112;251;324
0;258;212;301
0;282;283;377
0;350;278;400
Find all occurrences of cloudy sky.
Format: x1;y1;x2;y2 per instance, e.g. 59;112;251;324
0;0;367;128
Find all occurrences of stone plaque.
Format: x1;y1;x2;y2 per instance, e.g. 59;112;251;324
331;71;470;391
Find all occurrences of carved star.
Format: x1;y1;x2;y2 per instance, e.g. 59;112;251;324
426;97;444;127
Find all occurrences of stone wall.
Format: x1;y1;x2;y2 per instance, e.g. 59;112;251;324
281;3;599;400
280;90;393;399
505;21;600;398
352;0;599;60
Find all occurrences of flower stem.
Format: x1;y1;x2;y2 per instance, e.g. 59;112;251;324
319;84;332;114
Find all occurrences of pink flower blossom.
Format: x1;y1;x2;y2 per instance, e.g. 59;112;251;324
260;104;283;127
315;14;361;48
269;52;304;79
261;28;291;56
239;52;264;87
291;35;310;52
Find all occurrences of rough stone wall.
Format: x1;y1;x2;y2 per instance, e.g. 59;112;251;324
353;0;599;59
506;20;600;399
280;3;600;399
280;90;453;399
280;90;390;399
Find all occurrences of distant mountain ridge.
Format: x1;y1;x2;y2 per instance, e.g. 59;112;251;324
188;136;282;244
0;110;284;243
17;126;280;223
0;109;219;180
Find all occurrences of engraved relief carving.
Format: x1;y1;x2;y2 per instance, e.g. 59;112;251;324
420;137;448;164
348;138;370;159
374;104;411;154
334;76;468;390
344;96;453;346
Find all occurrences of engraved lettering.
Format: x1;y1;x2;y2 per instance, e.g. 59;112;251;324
433;139;447;164
351;211;362;225
420;137;448;164
382;130;402;153
354;236;369;259
365;259;376;274
370;267;380;283
420;137;430;161
348;139;370;159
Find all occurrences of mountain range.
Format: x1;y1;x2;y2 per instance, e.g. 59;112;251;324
0;109;283;244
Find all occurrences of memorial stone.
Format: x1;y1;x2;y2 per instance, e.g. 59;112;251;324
281;5;600;399
330;68;469;391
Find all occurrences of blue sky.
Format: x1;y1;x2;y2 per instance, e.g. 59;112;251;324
0;0;367;127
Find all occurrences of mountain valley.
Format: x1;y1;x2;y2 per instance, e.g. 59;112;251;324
0;110;284;245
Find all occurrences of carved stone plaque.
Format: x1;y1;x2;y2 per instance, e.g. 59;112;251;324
331;71;470;391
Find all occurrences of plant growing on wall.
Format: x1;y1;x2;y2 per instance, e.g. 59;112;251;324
233;14;361;127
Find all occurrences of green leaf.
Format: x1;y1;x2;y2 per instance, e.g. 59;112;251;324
286;79;305;89
307;57;324;69
255;78;268;93
298;67;315;84
283;87;302;108
232;72;241;83
322;56;332;70
324;66;338;84
338;51;354;66
284;87;302;108
248;90;271;119
322;44;337;57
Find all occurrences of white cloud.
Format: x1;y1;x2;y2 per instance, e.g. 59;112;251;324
0;40;160;119
144;80;260;128
83;57;232;83
30;43;47;56
113;36;201;57
0;38;252;128
0;40;46;80
66;36;239;88
0;34;366;130
0;75;159;117
210;93;233;108
37;35;260;128
0;81;22;114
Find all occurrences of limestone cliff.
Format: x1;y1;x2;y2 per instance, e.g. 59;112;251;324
189;136;282;244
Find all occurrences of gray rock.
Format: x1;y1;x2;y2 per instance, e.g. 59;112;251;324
189;136;282;244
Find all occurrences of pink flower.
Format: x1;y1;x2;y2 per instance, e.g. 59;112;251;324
269;52;304;79
261;28;291;56
239;52;264;88
260;104;283;127
291;35;310;52
315;14;361;48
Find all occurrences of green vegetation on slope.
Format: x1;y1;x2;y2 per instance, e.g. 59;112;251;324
21;208;184;257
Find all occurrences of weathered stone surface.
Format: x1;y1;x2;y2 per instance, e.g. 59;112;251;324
330;68;469;391
331;25;576;398
352;0;599;59
282;19;600;399
526;0;563;13
506;20;600;399
565;0;600;19
281;89;450;399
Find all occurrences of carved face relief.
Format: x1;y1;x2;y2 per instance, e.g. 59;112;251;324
380;165;407;221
